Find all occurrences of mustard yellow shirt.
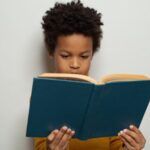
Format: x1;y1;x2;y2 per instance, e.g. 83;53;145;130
34;136;124;150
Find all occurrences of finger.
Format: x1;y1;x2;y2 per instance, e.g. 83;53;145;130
119;130;138;148
129;125;142;136
58;128;75;148
130;125;146;142
58;128;72;148
118;134;135;150
123;128;140;143
61;130;75;150
62;141;69;150
130;125;146;149
47;129;59;143
47;129;59;149
52;126;68;147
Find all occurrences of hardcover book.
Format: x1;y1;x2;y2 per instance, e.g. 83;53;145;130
26;73;150;140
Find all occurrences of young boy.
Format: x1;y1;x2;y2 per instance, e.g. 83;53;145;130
34;0;146;149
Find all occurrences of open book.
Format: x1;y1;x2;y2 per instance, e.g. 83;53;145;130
26;73;150;140
38;73;150;84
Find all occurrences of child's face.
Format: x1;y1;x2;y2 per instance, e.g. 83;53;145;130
51;34;93;75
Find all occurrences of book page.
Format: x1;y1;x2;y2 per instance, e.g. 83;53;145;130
39;73;98;84
98;74;150;85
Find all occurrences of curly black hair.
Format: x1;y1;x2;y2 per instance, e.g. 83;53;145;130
42;0;103;54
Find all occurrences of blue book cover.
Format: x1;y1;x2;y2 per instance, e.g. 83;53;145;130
26;76;150;140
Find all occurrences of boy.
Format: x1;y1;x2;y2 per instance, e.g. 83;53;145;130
34;0;146;149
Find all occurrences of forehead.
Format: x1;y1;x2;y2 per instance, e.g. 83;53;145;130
56;34;93;53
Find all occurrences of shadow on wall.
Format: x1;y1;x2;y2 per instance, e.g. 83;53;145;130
26;42;55;76
41;43;55;73
24;44;54;149
24;138;33;150
14;109;34;150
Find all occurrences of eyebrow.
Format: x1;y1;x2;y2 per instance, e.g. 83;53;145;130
60;49;91;54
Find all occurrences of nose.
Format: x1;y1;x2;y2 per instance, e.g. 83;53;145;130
70;57;80;70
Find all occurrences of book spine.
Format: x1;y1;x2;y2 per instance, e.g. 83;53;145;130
78;84;95;140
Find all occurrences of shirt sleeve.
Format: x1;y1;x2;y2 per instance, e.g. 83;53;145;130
34;138;69;150
34;136;124;150
34;138;47;150
109;136;124;150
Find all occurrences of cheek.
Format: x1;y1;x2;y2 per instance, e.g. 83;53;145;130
54;57;69;73
81;60;92;74
57;63;68;73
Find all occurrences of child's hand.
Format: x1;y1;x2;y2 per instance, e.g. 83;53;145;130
118;125;146;150
47;126;75;150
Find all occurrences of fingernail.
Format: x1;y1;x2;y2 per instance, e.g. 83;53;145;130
62;126;68;130
120;131;123;134
49;134;54;141
54;129;59;134
123;129;127;133
71;130;75;135
67;128;71;133
130;125;134;129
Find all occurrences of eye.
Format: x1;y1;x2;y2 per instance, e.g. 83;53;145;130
60;54;69;58
81;55;89;59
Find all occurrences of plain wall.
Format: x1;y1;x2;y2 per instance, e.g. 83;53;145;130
0;0;150;149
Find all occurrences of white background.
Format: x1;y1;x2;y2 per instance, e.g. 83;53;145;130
0;0;150;149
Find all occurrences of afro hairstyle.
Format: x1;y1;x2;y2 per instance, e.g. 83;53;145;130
42;0;103;54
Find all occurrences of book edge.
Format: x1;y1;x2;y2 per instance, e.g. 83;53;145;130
39;73;98;84
98;73;150;84
38;73;150;85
